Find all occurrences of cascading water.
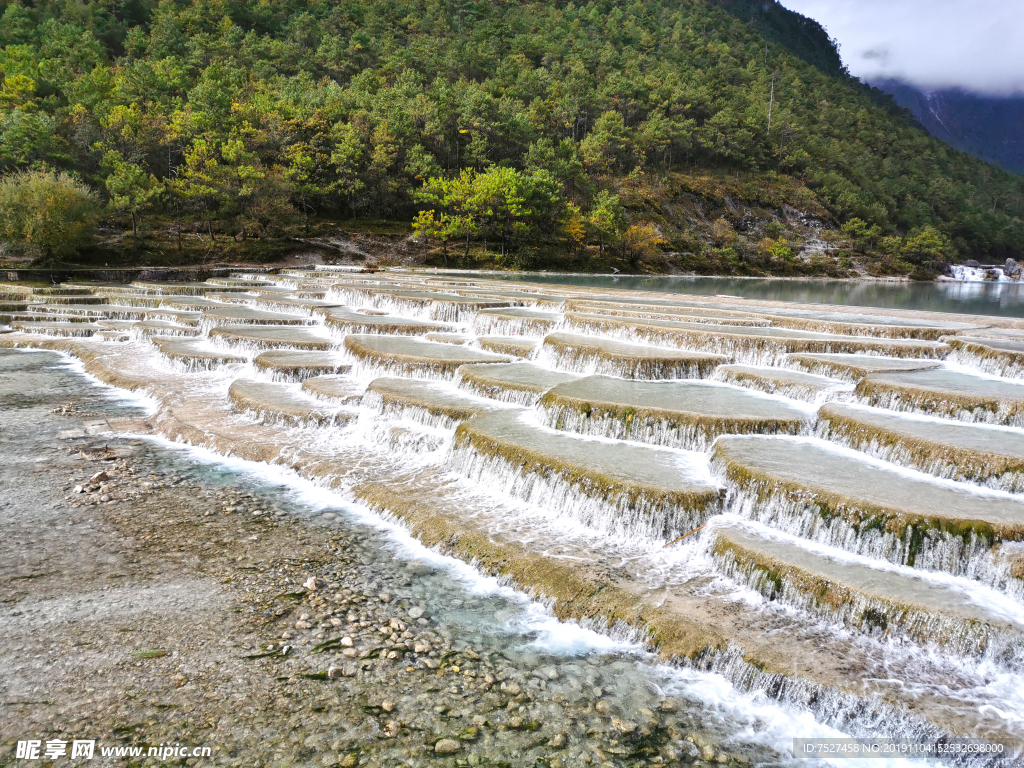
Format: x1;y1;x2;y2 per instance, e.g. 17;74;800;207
949;264;1015;282
5;269;1024;763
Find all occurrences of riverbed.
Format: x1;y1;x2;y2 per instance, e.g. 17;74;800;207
3;271;1023;766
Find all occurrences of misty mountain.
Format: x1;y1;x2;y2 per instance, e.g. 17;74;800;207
871;78;1024;176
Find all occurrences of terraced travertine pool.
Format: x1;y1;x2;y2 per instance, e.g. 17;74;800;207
4;270;1024;764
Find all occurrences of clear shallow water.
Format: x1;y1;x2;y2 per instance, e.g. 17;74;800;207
444;273;1024;319
6;348;941;767
16;265;1024;764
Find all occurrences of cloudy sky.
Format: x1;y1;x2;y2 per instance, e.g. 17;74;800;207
779;0;1024;95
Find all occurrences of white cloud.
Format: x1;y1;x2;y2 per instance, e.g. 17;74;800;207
780;0;1024;95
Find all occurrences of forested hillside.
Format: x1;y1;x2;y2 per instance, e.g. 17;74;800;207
1;0;1023;275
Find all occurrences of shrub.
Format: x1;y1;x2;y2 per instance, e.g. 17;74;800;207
0;170;100;258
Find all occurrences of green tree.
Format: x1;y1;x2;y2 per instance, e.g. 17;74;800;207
415;171;478;258
416;167;561;258
841;217;882;250
902;226;953;266
0;109;61;169
413;209;457;261
581;111;633;175
172;137;293;239
587;190;626;256
102;151;163;238
0;169;100;259
469;166;561;257
330;122;367;219
758;236;793;261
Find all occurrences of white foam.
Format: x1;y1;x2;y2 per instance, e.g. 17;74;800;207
115;432;642;659
707;514;1024;629
655;665;938;768
51;350;161;416
717;433;1024;500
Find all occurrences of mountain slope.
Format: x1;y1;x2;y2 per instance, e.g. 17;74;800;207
871;79;1024;177
712;0;846;79
0;0;1022;272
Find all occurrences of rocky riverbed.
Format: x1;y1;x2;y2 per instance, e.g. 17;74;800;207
0;350;772;767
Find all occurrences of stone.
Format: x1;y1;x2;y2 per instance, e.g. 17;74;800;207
611;717;637;734
659;697;681;712
408;606;425;619
676;741;700;761
341;636;354;647
381;700;395;712
434;738;461;754
303;576;326;591
90;471;109;482
548;733;567;748
339;754;359;767
964;259;981;268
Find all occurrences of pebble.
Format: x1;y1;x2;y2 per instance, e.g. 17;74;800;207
611;717;637;734
538;666;559;680
434;739;461;754
27;399;740;768
660;697;681;712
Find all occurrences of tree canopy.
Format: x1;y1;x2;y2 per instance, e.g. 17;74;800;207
0;0;1022;267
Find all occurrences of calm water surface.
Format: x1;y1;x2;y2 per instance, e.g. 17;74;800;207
444;273;1024;319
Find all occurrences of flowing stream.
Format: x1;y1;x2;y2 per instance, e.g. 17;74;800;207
4;271;1024;765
